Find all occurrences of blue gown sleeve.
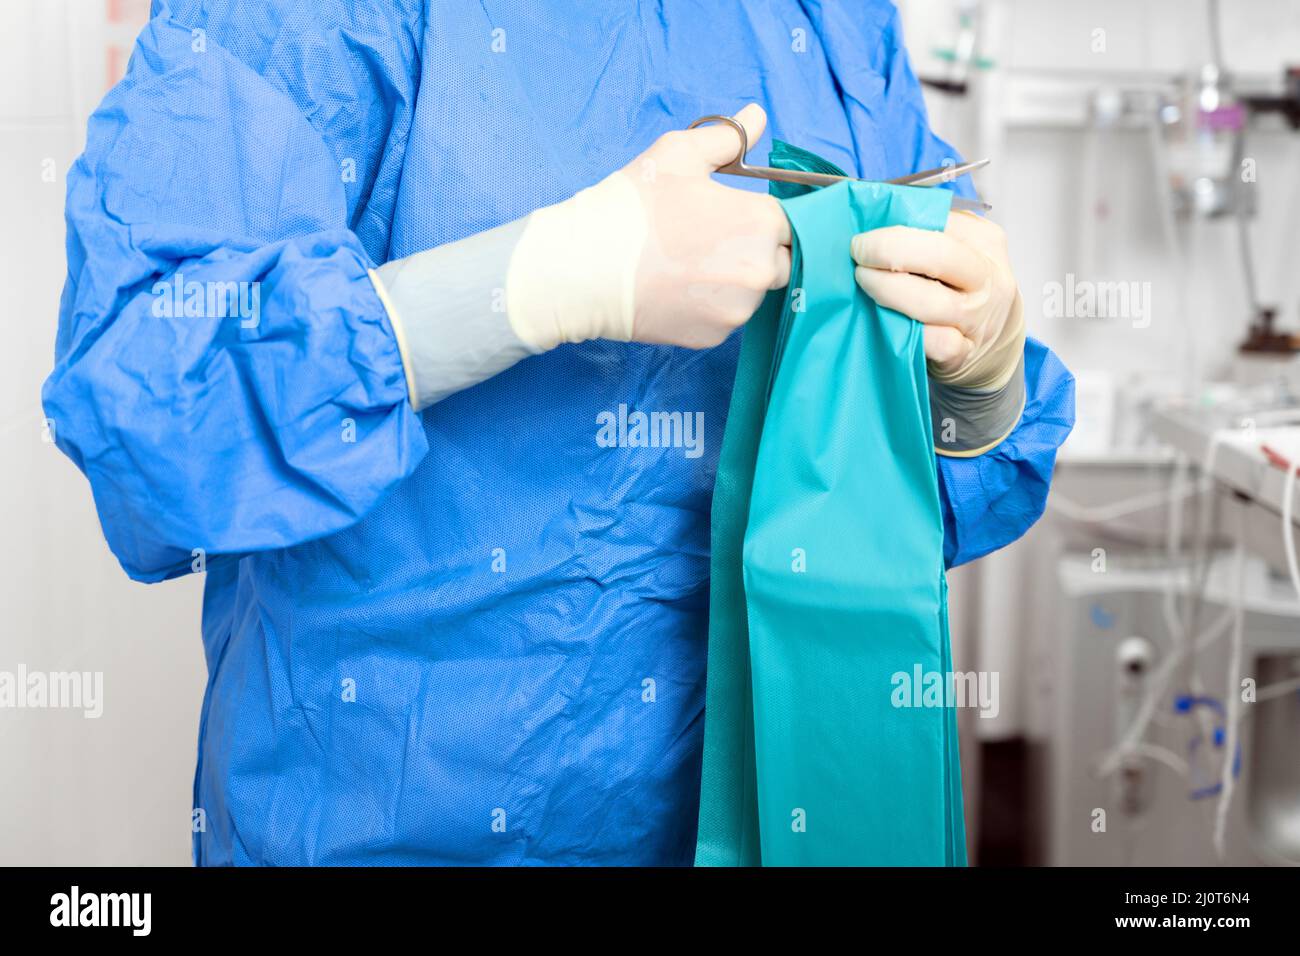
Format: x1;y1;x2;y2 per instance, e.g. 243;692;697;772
838;0;1077;567
42;3;429;583
938;338;1075;567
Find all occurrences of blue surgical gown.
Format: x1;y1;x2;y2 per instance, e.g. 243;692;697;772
44;0;1076;865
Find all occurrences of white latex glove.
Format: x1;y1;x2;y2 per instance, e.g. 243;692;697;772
850;210;1025;390
506;104;792;351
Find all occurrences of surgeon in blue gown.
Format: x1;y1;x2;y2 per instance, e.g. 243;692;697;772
44;0;1074;865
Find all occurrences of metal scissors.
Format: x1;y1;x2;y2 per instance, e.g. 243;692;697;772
687;114;991;213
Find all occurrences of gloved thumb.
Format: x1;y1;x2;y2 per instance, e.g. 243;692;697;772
684;103;769;173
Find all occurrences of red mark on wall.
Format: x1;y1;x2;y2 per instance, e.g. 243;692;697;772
105;0;152;91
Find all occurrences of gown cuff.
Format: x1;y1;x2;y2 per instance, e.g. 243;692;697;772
931;353;1026;458
372;218;537;410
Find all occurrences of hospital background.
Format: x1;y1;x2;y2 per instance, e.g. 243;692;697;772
4;0;1300;866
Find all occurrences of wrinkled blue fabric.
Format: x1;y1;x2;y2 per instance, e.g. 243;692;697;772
44;0;1075;865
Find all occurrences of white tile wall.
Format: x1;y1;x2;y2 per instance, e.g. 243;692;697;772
0;0;203;867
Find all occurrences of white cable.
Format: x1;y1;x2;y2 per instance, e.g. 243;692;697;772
1179;435;1231;750
1281;455;1300;602
1145;107;1191;386
1161;454;1193;653
1255;674;1300;703
1164;434;1225;654
1047;481;1205;525
1096;430;1277;789
1097;607;1234;778
1220;676;1300;733
1129;743;1190;778
1212;514;1247;859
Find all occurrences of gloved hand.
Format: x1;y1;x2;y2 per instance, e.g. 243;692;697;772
850;209;1024;391
506;104;792;351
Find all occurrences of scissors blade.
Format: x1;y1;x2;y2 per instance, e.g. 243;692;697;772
717;164;852;188
726;157;988;188
719;164;990;212
885;158;990;187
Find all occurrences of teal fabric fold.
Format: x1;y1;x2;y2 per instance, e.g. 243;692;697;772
696;143;965;866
